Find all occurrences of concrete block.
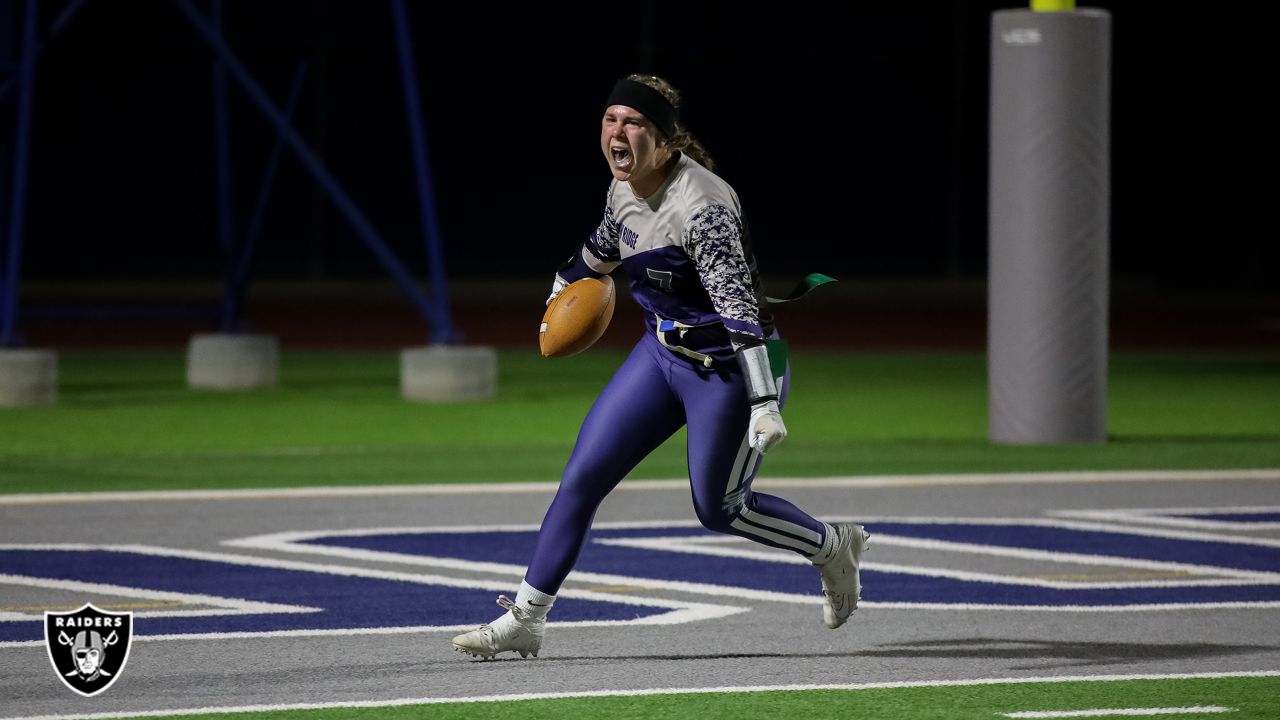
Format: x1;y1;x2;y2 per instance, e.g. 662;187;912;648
400;345;497;402
187;334;279;390
0;348;58;407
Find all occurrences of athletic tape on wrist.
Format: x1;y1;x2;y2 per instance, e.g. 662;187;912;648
737;344;777;403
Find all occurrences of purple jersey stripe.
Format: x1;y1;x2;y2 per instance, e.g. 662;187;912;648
722;317;764;339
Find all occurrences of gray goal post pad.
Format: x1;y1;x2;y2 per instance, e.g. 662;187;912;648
989;9;1111;444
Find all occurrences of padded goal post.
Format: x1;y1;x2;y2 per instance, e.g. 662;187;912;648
988;7;1111;444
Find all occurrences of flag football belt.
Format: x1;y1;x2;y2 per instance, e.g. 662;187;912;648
654;315;722;368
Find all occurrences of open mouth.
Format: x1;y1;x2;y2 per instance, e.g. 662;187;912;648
611;146;632;169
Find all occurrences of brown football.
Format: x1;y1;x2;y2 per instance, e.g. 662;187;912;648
539;276;616;358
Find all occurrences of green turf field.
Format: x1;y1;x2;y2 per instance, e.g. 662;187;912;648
98;675;1280;720
1;349;1276;494
3;350;1278;719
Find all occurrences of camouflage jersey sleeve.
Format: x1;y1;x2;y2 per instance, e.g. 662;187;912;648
559;186;623;282
685;204;765;350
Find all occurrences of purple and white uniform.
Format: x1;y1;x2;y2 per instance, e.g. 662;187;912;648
524;153;834;596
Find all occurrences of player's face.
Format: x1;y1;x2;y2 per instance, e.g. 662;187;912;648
601;105;672;198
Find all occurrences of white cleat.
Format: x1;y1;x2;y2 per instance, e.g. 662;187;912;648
816;522;870;629
451;595;545;660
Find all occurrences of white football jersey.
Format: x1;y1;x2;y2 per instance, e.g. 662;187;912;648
568;153;774;359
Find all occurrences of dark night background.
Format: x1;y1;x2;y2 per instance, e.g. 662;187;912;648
1;1;1273;339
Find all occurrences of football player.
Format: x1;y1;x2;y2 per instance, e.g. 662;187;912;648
453;74;867;660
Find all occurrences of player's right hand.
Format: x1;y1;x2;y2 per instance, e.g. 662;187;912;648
546;274;569;306
749;400;787;453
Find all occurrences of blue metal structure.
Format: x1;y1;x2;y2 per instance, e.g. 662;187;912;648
0;0;457;347
211;0;234;331
1;0;38;348
227;64;308;333
209;0;309;334
390;0;453;343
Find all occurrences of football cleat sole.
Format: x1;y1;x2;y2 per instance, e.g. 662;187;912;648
451;644;538;660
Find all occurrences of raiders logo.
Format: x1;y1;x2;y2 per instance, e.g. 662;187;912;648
44;604;133;697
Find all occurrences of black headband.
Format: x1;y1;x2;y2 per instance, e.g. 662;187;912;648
605;79;678;138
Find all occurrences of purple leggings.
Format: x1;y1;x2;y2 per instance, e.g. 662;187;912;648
524;332;829;595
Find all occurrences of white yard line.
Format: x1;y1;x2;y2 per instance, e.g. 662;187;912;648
1000;707;1233;718
3;670;1275;720
1;469;1276;505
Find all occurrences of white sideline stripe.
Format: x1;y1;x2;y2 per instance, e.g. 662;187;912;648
1001;707;1233;718
4;670;1276;720
2;469;1277;504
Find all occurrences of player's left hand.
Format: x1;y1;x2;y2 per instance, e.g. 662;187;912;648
749;400;787;453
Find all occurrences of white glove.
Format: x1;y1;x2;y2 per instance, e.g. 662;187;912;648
546;274;569;306
749;400;787;453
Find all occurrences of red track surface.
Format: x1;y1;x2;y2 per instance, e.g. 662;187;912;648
17;279;1280;351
